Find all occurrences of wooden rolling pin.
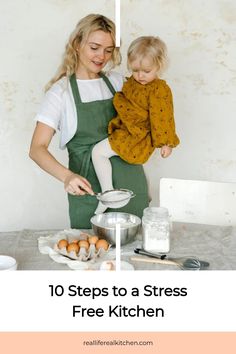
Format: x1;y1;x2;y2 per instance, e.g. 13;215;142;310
130;256;177;267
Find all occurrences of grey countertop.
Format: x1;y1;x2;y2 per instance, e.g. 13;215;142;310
0;223;235;270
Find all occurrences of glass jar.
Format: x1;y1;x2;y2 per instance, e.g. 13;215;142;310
142;207;170;253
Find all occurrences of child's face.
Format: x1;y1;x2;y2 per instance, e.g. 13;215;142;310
130;57;158;85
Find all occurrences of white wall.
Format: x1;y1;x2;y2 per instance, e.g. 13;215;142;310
0;0;235;231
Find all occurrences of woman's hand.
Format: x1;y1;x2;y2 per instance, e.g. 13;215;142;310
64;173;94;196
160;145;172;158
30;122;94;196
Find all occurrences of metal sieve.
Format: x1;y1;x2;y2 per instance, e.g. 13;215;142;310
94;189;135;208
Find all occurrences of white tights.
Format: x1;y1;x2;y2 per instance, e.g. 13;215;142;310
92;138;118;214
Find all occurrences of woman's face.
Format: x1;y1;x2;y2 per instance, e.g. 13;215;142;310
77;30;114;79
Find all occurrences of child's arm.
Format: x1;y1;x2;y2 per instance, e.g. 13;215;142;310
149;80;180;149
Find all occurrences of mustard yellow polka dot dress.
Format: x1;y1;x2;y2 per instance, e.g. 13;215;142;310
108;76;180;164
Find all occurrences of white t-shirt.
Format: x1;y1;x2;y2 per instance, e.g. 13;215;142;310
35;71;124;149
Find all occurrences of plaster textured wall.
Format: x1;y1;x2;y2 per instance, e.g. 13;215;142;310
0;0;235;231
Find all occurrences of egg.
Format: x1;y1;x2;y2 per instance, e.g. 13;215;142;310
95;239;109;251
79;233;90;240
88;235;99;245
58;239;68;249
78;240;89;251
67;243;79;254
100;261;115;270
71;239;79;244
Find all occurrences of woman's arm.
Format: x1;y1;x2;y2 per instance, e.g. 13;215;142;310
29;122;93;195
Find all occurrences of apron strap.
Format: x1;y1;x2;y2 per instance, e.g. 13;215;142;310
70;74;82;104
99;72;116;95
70;73;116;105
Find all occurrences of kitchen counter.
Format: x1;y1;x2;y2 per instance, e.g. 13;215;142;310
0;223;235;270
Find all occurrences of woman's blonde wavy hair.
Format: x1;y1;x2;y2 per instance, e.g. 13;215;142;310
127;36;168;75
46;14;121;90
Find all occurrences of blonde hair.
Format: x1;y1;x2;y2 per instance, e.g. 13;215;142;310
127;36;168;74
46;14;121;90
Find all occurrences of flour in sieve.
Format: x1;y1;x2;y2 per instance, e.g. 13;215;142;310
99;190;131;208
100;191;129;202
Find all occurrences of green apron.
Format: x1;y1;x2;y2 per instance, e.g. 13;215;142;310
67;73;149;228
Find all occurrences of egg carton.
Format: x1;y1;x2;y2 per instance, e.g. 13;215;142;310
54;232;111;262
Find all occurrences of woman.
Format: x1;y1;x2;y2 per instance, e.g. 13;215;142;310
29;14;149;228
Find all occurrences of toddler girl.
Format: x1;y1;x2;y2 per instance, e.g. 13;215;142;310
92;36;180;214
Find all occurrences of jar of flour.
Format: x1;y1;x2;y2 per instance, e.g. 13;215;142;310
142;207;171;254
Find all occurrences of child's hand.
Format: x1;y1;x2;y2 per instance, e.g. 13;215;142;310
161;145;172;158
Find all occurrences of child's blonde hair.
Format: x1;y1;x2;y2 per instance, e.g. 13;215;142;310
127;36;168;74
46;14;121;90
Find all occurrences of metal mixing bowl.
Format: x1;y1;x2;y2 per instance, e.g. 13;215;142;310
90;212;141;245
